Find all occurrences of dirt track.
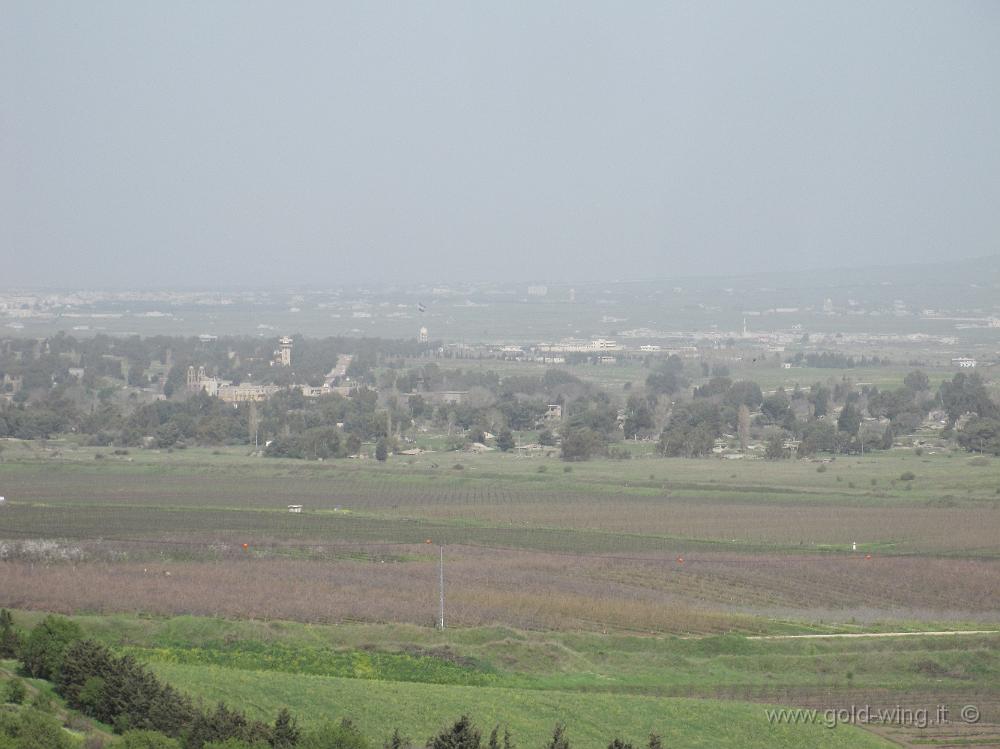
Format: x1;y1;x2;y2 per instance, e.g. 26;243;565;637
748;629;1000;640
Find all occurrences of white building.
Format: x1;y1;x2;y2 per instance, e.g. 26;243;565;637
276;336;293;367
952;357;977;368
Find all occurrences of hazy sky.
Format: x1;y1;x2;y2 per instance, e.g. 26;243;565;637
3;1;999;288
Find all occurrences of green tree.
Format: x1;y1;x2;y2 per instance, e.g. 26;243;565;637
383;729;411;749
0;609;21;658
760;389;791;424
737;404;751;452
622;394;655;438
5;709;74;749
57;638;114;711
799;420;836;456
956;416;1000;455
939;372;998;423
272;708;300;749
764;431;788;460
544;724;570;749
903;370;930;392
657;401;721;458
346;434;362;456
19;615;82;680
496;428;515;452
881;425;894;450
429;716;481;749
560;427;605;461
375;438;388;462
837;404;862;436
487;726;513;749
809;384;830;418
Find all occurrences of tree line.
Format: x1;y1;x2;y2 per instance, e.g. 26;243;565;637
2;331;998;460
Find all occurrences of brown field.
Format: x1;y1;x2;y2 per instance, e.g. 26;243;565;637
0;446;998;634
2;544;997;634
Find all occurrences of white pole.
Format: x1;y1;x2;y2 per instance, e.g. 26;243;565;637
438;545;445;630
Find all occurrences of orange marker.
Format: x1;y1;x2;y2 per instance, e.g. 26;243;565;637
676;556;684;564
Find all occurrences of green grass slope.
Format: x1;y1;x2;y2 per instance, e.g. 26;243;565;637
148;661;891;749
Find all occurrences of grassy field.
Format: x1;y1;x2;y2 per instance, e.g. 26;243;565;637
146;663;892;749
23;610;993;748
9;609;1000;747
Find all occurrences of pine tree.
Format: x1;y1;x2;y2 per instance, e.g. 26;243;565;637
272;708;300;749
737;404;750;452
384;728;412;749
881;425;894;450
429;715;481;749
545;724;570;749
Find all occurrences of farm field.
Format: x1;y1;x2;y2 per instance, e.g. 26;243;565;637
1;439;998;746
0;441;998;633
419;357;962;394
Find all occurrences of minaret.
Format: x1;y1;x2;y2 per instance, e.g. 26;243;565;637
742;318;748;339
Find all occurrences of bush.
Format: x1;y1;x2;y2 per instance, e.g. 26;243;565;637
816;464;827;473
900;471;916;481
120;731;182;749
29;691;55;713
300;718;371;749
5;679;26;704
2;708;74;749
